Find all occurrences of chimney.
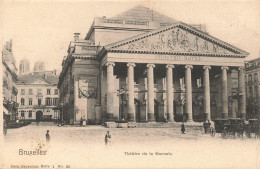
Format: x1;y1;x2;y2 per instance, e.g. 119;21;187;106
74;33;80;41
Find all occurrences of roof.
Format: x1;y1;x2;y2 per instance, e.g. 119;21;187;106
17;73;59;85
110;5;178;23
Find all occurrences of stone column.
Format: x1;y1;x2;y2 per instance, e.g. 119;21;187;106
147;64;155;122
238;67;246;119
166;64;174;122
127;63;136;121
106;62;115;121
203;66;211;121
221;66;229;119
185;65;193;122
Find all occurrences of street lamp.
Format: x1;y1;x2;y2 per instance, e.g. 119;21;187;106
60;103;63;125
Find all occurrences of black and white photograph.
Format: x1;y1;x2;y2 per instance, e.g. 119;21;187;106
0;0;260;168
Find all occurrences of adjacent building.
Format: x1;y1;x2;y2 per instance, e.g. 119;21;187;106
58;5;248;125
2;39;19;123
245;54;260;119
17;72;60;121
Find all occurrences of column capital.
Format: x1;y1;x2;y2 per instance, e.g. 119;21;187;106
238;67;245;71
166;64;175;69
203;66;211;70
185;65;193;69
221;66;229;70
127;62;136;67
106;62;115;67
147;63;155;68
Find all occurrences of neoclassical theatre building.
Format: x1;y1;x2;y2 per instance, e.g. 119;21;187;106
58;6;248;125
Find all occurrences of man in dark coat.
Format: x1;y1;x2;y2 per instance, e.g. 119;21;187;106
46;130;50;143
181;123;185;134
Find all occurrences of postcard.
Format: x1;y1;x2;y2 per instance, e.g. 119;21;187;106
1;0;260;168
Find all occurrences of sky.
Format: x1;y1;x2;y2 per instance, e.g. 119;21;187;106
1;0;260;72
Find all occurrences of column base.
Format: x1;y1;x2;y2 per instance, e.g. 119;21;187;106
222;113;228;119
148;113;155;122
186;114;193;122
106;113;114;121
167;113;174;122
127;113;135;122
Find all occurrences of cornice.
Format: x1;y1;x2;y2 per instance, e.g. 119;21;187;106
106;49;246;58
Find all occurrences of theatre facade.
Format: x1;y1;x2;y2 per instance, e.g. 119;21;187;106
58;6;249;125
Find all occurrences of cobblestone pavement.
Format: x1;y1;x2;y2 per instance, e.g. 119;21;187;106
2;122;260;169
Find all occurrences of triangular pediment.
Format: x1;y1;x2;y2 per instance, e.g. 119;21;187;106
105;22;248;57
30;79;50;85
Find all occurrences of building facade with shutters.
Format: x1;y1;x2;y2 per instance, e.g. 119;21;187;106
58;5;248;125
245;55;260;120
17;73;60;121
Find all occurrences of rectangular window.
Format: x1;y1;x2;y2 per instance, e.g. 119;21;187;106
255;86;258;99
47;89;51;95
46;98;52;106
254;73;258;82
21;98;25;106
249;87;253;97
21;111;25;117
29;89;33;95
38;98;42;106
54;89;58;95
53;98;59;106
249;74;252;83
37;89;42;94
29;98;33;105
21;89;25;95
54;110;58;119
29;111;32;117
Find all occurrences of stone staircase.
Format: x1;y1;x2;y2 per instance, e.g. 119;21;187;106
105;121;204;130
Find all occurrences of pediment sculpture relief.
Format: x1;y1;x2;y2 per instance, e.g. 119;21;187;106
120;27;233;54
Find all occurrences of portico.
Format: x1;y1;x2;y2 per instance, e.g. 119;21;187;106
99;22;248;123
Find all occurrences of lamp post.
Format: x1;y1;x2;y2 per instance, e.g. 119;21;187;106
60;103;63;125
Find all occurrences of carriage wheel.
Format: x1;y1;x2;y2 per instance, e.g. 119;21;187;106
245;131;251;138
236;131;243;139
210;127;216;137
221;130;227;139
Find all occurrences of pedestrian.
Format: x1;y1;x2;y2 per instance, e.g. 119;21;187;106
46;130;50;143
203;121;208;134
207;120;211;130
105;131;111;145
181;123;185;134
80;117;83;126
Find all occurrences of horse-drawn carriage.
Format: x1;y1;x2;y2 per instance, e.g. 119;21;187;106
211;118;259;139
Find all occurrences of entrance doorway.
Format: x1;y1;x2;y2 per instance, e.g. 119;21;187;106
36;111;43;121
135;99;141;122
154;99;159;122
